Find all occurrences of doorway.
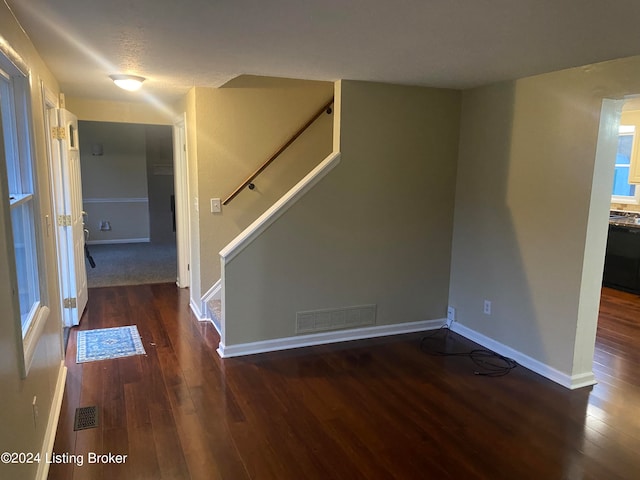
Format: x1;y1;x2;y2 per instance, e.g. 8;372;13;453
77;121;178;287
588;96;640;381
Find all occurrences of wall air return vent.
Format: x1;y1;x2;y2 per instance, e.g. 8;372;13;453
296;305;376;334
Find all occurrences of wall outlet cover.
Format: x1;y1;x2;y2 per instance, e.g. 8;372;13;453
447;306;456;323
483;300;492;315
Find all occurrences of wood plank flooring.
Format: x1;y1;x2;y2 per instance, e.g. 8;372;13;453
48;284;640;479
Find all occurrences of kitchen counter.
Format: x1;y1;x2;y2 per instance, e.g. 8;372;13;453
609;211;640;229
604;212;640;293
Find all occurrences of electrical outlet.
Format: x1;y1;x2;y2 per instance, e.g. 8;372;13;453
447;306;456;325
483;300;492;315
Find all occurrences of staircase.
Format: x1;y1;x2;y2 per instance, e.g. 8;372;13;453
207;298;222;333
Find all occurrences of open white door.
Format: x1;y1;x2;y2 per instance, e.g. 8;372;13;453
49;107;88;326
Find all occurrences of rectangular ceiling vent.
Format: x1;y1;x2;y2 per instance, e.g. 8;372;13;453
296;304;376;334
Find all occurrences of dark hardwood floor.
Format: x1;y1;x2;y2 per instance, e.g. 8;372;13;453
48;284;640;480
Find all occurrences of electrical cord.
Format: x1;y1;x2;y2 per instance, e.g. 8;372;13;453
420;326;517;377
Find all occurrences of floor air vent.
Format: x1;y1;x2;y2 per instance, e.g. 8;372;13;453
74;406;99;431
296;305;376;334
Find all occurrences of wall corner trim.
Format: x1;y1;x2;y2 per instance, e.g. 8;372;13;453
36;361;67;480
450;322;597;390
217;318;445;358
220;151;341;264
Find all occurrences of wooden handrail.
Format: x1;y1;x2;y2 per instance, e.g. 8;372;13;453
223;97;334;205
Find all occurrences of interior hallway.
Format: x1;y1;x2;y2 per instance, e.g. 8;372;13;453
48;284;640;479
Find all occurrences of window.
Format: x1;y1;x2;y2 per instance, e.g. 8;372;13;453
1;59;48;376
611;125;640;204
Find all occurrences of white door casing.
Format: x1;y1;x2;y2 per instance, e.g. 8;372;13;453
173;113;190;288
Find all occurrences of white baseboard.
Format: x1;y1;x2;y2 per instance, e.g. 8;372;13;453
566;371;599;390
189;297;222;336
86;238;150;245
36;361;67;480
450;322;596;390
189;297;205;320
217;318;445;358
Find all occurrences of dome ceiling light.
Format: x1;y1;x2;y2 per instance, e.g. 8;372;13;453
109;74;145;91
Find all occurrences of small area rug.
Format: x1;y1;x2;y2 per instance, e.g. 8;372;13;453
76;325;146;363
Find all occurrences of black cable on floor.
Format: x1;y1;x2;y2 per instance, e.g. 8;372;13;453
420;326;517;377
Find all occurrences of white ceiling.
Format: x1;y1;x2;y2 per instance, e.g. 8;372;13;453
6;0;640;105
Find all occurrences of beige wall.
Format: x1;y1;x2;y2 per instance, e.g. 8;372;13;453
223;80;461;345
192;77;334;295
65;97;173;125
0;5;65;479
449;55;640;380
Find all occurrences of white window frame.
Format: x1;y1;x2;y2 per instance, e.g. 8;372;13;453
611;125;640;204
1;55;49;378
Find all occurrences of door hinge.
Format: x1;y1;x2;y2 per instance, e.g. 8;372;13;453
63;297;77;308
57;214;72;227
51;126;66;140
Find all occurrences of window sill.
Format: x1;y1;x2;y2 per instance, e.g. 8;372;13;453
21;304;49;378
9;193;33;208
611;195;640;205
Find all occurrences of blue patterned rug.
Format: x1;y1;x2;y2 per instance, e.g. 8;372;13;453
76;325;146;363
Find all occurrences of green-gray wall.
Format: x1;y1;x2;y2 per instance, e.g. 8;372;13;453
449;55;640;382
223;80;461;345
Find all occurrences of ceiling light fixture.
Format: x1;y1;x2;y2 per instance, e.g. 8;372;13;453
109;74;145;91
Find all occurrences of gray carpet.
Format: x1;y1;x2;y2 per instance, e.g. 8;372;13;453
86;242;177;288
